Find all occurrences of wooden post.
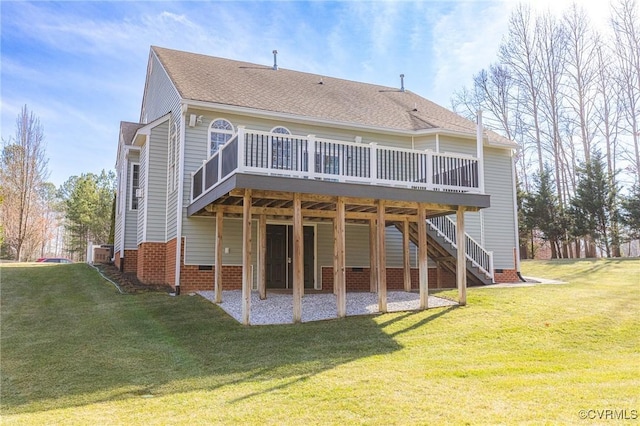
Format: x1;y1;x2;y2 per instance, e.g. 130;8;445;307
214;206;223;303
377;200;387;313
417;203;428;309
242;189;253;325
258;214;267;300
456;206;467;306
369;218;378;293
333;212;338;296
334;197;346;317
402;219;412;292
293;193;303;323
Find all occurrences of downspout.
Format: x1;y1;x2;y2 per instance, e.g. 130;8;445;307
119;149;128;272
477;111;486;247
511;147;526;282
174;104;188;294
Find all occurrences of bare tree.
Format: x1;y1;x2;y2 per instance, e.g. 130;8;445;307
0;105;49;261
563;3;600;164
611;0;640;179
499;4;545;176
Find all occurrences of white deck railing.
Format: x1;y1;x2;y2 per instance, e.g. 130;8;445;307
426;216;494;282
191;127;482;202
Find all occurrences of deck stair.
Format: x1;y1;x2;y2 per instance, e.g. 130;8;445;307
394;216;494;286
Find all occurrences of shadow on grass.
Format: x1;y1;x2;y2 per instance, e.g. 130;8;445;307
527;258;633;282
1;264;455;414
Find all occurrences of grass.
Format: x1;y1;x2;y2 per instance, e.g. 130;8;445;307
1;259;638;424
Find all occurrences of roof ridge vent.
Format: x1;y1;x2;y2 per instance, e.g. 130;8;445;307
272;50;278;70
400;74;405;92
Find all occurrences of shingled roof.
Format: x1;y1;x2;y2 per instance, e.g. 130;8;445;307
120;121;144;146
152;46;515;147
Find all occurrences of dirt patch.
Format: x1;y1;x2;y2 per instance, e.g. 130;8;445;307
95;263;173;294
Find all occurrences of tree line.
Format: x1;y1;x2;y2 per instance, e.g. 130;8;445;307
0;106;116;261
452;0;640;258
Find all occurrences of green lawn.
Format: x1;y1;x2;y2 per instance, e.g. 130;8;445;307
1;259;638;424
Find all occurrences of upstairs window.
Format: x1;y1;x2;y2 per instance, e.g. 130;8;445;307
209;119;234;157
168;122;179;193
270;126;292;169
271;126;291;135
130;163;140;210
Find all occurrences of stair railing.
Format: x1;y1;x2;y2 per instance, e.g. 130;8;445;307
426;216;494;282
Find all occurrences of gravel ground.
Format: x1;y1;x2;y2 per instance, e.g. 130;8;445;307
198;290;458;325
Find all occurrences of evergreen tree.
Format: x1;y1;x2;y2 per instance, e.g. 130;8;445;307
570;151;618;256
620;184;640;240
522;167;567;258
59;170;116;260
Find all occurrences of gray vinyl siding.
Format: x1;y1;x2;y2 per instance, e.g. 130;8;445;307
142;51;182;241
482;147;517;269
143;53;181;124
317;223;417;270
181;112;212;255
183;109;417;152
145;122;169;241
184;217;216;265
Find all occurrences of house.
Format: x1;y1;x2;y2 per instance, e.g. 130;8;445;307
114;46;521;324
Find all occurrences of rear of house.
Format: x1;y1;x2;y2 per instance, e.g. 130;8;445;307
114;46;521;320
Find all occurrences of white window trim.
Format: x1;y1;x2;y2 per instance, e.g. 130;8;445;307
129;162;140;211
208;118;234;157
168;122;179;193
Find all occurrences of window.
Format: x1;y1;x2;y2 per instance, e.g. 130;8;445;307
270;126;291;135
168;122;179;192
270;126;292;169
209;119;234;156
130;163;140;210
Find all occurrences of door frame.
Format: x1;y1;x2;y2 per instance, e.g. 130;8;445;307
263;220;317;290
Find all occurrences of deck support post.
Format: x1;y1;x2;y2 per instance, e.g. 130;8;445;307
456;206;467;305
402;219;412;292
334;196;346;317
214;205;223;303
293;193;303;323
258;214;267;300
417;203;429;309
369;218;378;292
377;200;387;313
242;189;253;325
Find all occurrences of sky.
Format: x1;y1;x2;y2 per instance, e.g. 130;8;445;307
1;0;611;188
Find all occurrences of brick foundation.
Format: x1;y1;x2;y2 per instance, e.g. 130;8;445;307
321;266;457;292
115;249;138;273
165;238;177;287
493;268;519;283
137;242;166;285
179;265;243;293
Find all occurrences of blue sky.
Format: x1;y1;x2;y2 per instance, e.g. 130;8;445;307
1;0;608;187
